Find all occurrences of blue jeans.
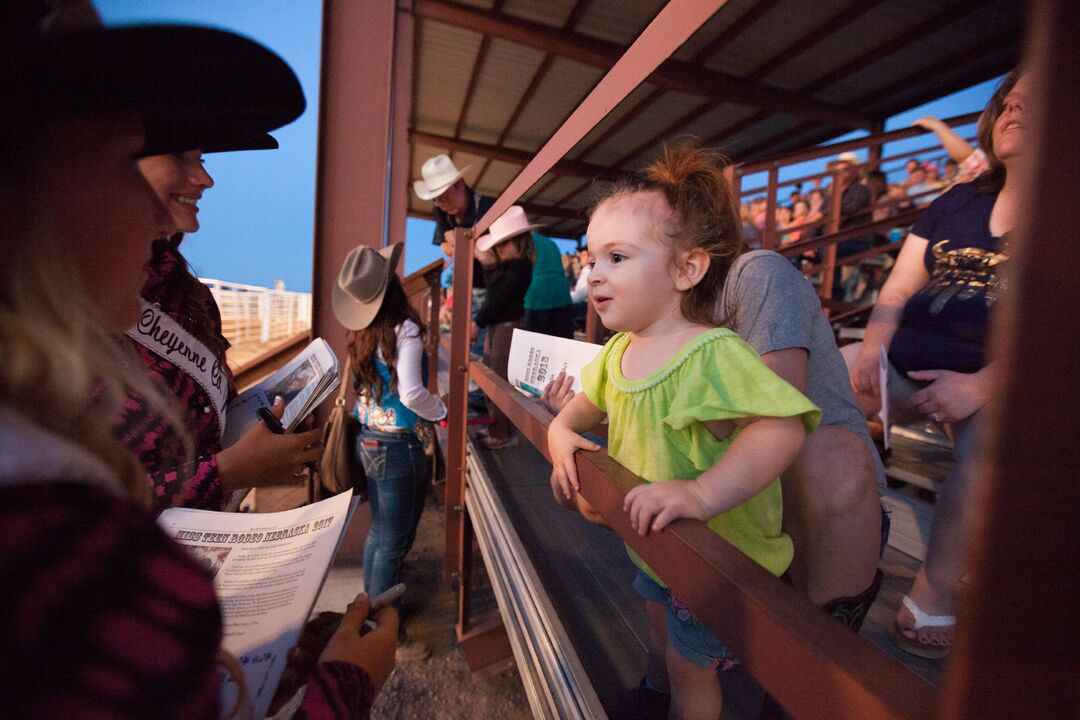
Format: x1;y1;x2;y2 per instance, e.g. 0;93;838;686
632;571;739;671
356;428;430;602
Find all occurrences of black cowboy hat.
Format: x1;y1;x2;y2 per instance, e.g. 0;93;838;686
2;3;305;156
203;133;280;155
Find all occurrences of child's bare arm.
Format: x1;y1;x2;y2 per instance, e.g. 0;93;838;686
547;393;604;500
624;416;805;535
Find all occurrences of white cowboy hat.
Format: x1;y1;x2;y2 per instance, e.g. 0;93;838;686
413;154;472;201
832;151;861;166
475;206;543;252
332;243;404;330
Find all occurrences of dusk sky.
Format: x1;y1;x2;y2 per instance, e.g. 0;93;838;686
97;1;1002;291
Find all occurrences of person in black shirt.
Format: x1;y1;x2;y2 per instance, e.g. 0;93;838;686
413;153;494;260
414;154;494;369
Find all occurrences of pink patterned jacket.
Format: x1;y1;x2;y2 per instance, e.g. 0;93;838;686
116;237;234;512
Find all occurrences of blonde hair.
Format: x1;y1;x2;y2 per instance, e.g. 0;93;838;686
0;129;189;503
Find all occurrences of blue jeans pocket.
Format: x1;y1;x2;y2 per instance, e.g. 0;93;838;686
359;443;388;482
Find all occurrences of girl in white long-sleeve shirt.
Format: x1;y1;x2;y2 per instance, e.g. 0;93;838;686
339;265;446;662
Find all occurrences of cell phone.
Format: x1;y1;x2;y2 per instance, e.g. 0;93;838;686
361;583;406;634
257;406;286;434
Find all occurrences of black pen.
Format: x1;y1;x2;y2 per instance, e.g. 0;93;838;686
257;406;286;434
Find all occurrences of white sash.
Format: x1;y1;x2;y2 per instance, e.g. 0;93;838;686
125;299;228;439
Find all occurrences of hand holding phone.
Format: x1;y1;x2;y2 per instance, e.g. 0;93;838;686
318;590;399;694
363;583;406;633
258;405;286;434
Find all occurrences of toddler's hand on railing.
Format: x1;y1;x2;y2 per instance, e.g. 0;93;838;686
547;417;600;499
549;470;577;509
624;480;710;536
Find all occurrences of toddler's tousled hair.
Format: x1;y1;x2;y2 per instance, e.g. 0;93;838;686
590;142;744;326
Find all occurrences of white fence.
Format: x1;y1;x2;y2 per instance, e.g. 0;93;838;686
200;278;312;346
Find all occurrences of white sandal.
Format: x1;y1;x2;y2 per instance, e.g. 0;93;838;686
890;595;956;659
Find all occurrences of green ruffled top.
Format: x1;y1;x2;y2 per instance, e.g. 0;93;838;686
581;327;821;582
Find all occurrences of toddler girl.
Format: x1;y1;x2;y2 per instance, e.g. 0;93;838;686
547;145;820;719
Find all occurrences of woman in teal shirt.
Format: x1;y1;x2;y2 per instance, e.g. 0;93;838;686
524;233;575;338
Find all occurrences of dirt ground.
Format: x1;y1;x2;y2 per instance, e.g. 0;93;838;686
313;492;532;720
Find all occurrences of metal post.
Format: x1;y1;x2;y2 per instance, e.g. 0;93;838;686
724;162;742;201
820;170;843;300
389;2;414;252
311;0;399;359
764;165;779;249
867;119;885;169
444;227;474;583
258;292;271;343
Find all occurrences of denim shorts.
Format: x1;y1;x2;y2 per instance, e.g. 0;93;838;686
632;571;740;671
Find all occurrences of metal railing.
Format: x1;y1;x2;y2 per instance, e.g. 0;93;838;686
733;111;983;306
200;278;313;346
400;259;445;394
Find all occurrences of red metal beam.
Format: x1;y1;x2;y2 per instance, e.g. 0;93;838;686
944;2;1080;717
390;3;415;252
471;0;735;237
444;227;473;583
517;200;588;223
739;111;981;173
541;0;783;206
412;0;871;130
539;0;770;204
547;96;718;208
312;0;399;359
410;129;617;180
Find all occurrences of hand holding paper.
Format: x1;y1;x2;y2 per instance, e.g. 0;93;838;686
540;371;576;414
507;329;601;400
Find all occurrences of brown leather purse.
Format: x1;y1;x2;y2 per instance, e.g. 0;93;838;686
314;355;366;501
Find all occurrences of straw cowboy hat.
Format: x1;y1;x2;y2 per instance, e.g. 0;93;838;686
413;154;472;201
332;243;404;330
3;0;306;156
475;206;543;252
